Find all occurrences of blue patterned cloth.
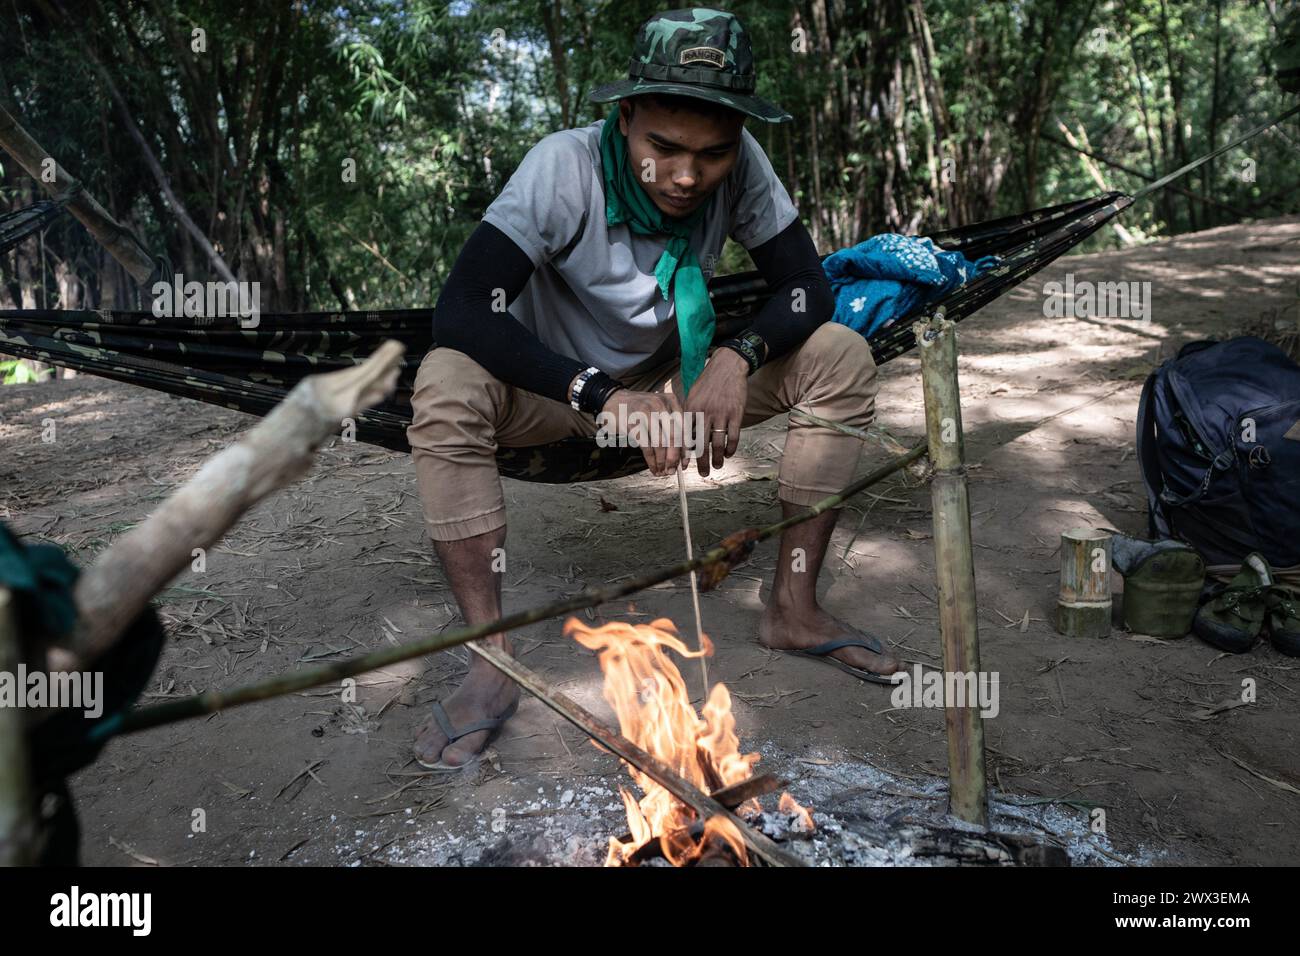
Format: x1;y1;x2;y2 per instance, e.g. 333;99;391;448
821;234;999;339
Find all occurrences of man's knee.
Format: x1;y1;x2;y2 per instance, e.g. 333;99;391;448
797;321;879;405
414;347;497;397
407;347;504;448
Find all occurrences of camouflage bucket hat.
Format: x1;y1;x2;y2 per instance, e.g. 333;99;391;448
587;7;793;124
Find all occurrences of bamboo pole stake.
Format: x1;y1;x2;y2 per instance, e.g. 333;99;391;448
0;103;154;283
0;588;38;865
57;340;406;671
915;312;988;827
467;642;805;868
94;442;929;740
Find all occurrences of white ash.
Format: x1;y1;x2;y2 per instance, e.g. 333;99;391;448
753;741;1158;867
338;749;1156;867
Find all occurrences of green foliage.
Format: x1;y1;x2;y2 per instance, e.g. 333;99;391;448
0;0;1295;312
0;359;47;384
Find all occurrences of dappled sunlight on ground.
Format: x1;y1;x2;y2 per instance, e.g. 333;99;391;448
1;214;1297;866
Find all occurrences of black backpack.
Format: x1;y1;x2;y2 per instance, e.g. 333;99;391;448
1136;337;1300;567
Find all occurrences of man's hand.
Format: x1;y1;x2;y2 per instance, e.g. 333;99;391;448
682;348;748;476
600;388;685;477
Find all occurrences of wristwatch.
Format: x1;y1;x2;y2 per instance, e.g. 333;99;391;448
718;330;769;375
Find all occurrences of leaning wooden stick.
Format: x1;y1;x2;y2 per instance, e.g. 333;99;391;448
915;311;988;828
0;588;38;865
57;340;406;670
788;407;931;480
466;641;805;868
97;442;929;740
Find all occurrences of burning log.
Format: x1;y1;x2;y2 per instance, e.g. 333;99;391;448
711;772;786;808
695;842;742;867
565;617;805;866
619;776;801;866
467;637;806;868
613;772;785;856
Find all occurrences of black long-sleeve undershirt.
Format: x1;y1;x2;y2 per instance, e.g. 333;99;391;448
431;216;835;404
746;216;836;361
431;220;587;402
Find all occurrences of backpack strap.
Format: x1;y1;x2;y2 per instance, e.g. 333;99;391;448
1136;369;1168;539
1175;339;1218;360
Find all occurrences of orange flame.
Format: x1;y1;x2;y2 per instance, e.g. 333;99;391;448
780;792;815;833
566;616;811;866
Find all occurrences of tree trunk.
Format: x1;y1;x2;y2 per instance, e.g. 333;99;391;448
539;0;571;129
1158;0;1195;231
1205;0;1223;229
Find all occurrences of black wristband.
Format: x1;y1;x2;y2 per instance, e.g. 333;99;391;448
580;372;625;415
718;330;768;375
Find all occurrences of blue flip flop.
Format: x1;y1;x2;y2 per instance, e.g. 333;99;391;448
416;698;519;770
784;630;896;685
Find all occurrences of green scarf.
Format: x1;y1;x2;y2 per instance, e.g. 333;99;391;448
598;105;716;397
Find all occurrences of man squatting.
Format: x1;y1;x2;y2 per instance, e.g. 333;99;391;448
405;8;901;769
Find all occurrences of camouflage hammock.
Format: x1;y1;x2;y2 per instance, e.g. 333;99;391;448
0;192;1128;483
0;198;69;255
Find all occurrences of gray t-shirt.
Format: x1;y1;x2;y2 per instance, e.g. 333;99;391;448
481;117;799;379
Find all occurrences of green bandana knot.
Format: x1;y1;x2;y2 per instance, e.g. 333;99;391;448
598;105;716;396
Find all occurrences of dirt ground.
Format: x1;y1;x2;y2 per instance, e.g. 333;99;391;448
3;214;1299;867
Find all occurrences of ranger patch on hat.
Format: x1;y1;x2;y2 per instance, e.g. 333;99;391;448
587;7;793;124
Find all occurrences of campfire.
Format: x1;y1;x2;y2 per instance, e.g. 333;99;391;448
565;616;813;866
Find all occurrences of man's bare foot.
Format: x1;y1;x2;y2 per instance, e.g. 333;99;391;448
414;658;521;768
758;603;901;675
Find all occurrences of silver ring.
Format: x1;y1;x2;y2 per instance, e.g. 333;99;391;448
712;428;727;433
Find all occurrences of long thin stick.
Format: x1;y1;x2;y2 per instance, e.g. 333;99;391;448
466;642;804;867
788;407;916;459
93;443;928;740
676;464;708;700
1130;102;1300;201
1038;132;1253;219
788;408;930;479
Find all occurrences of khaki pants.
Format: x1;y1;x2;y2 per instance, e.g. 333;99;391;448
406;322;880;542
